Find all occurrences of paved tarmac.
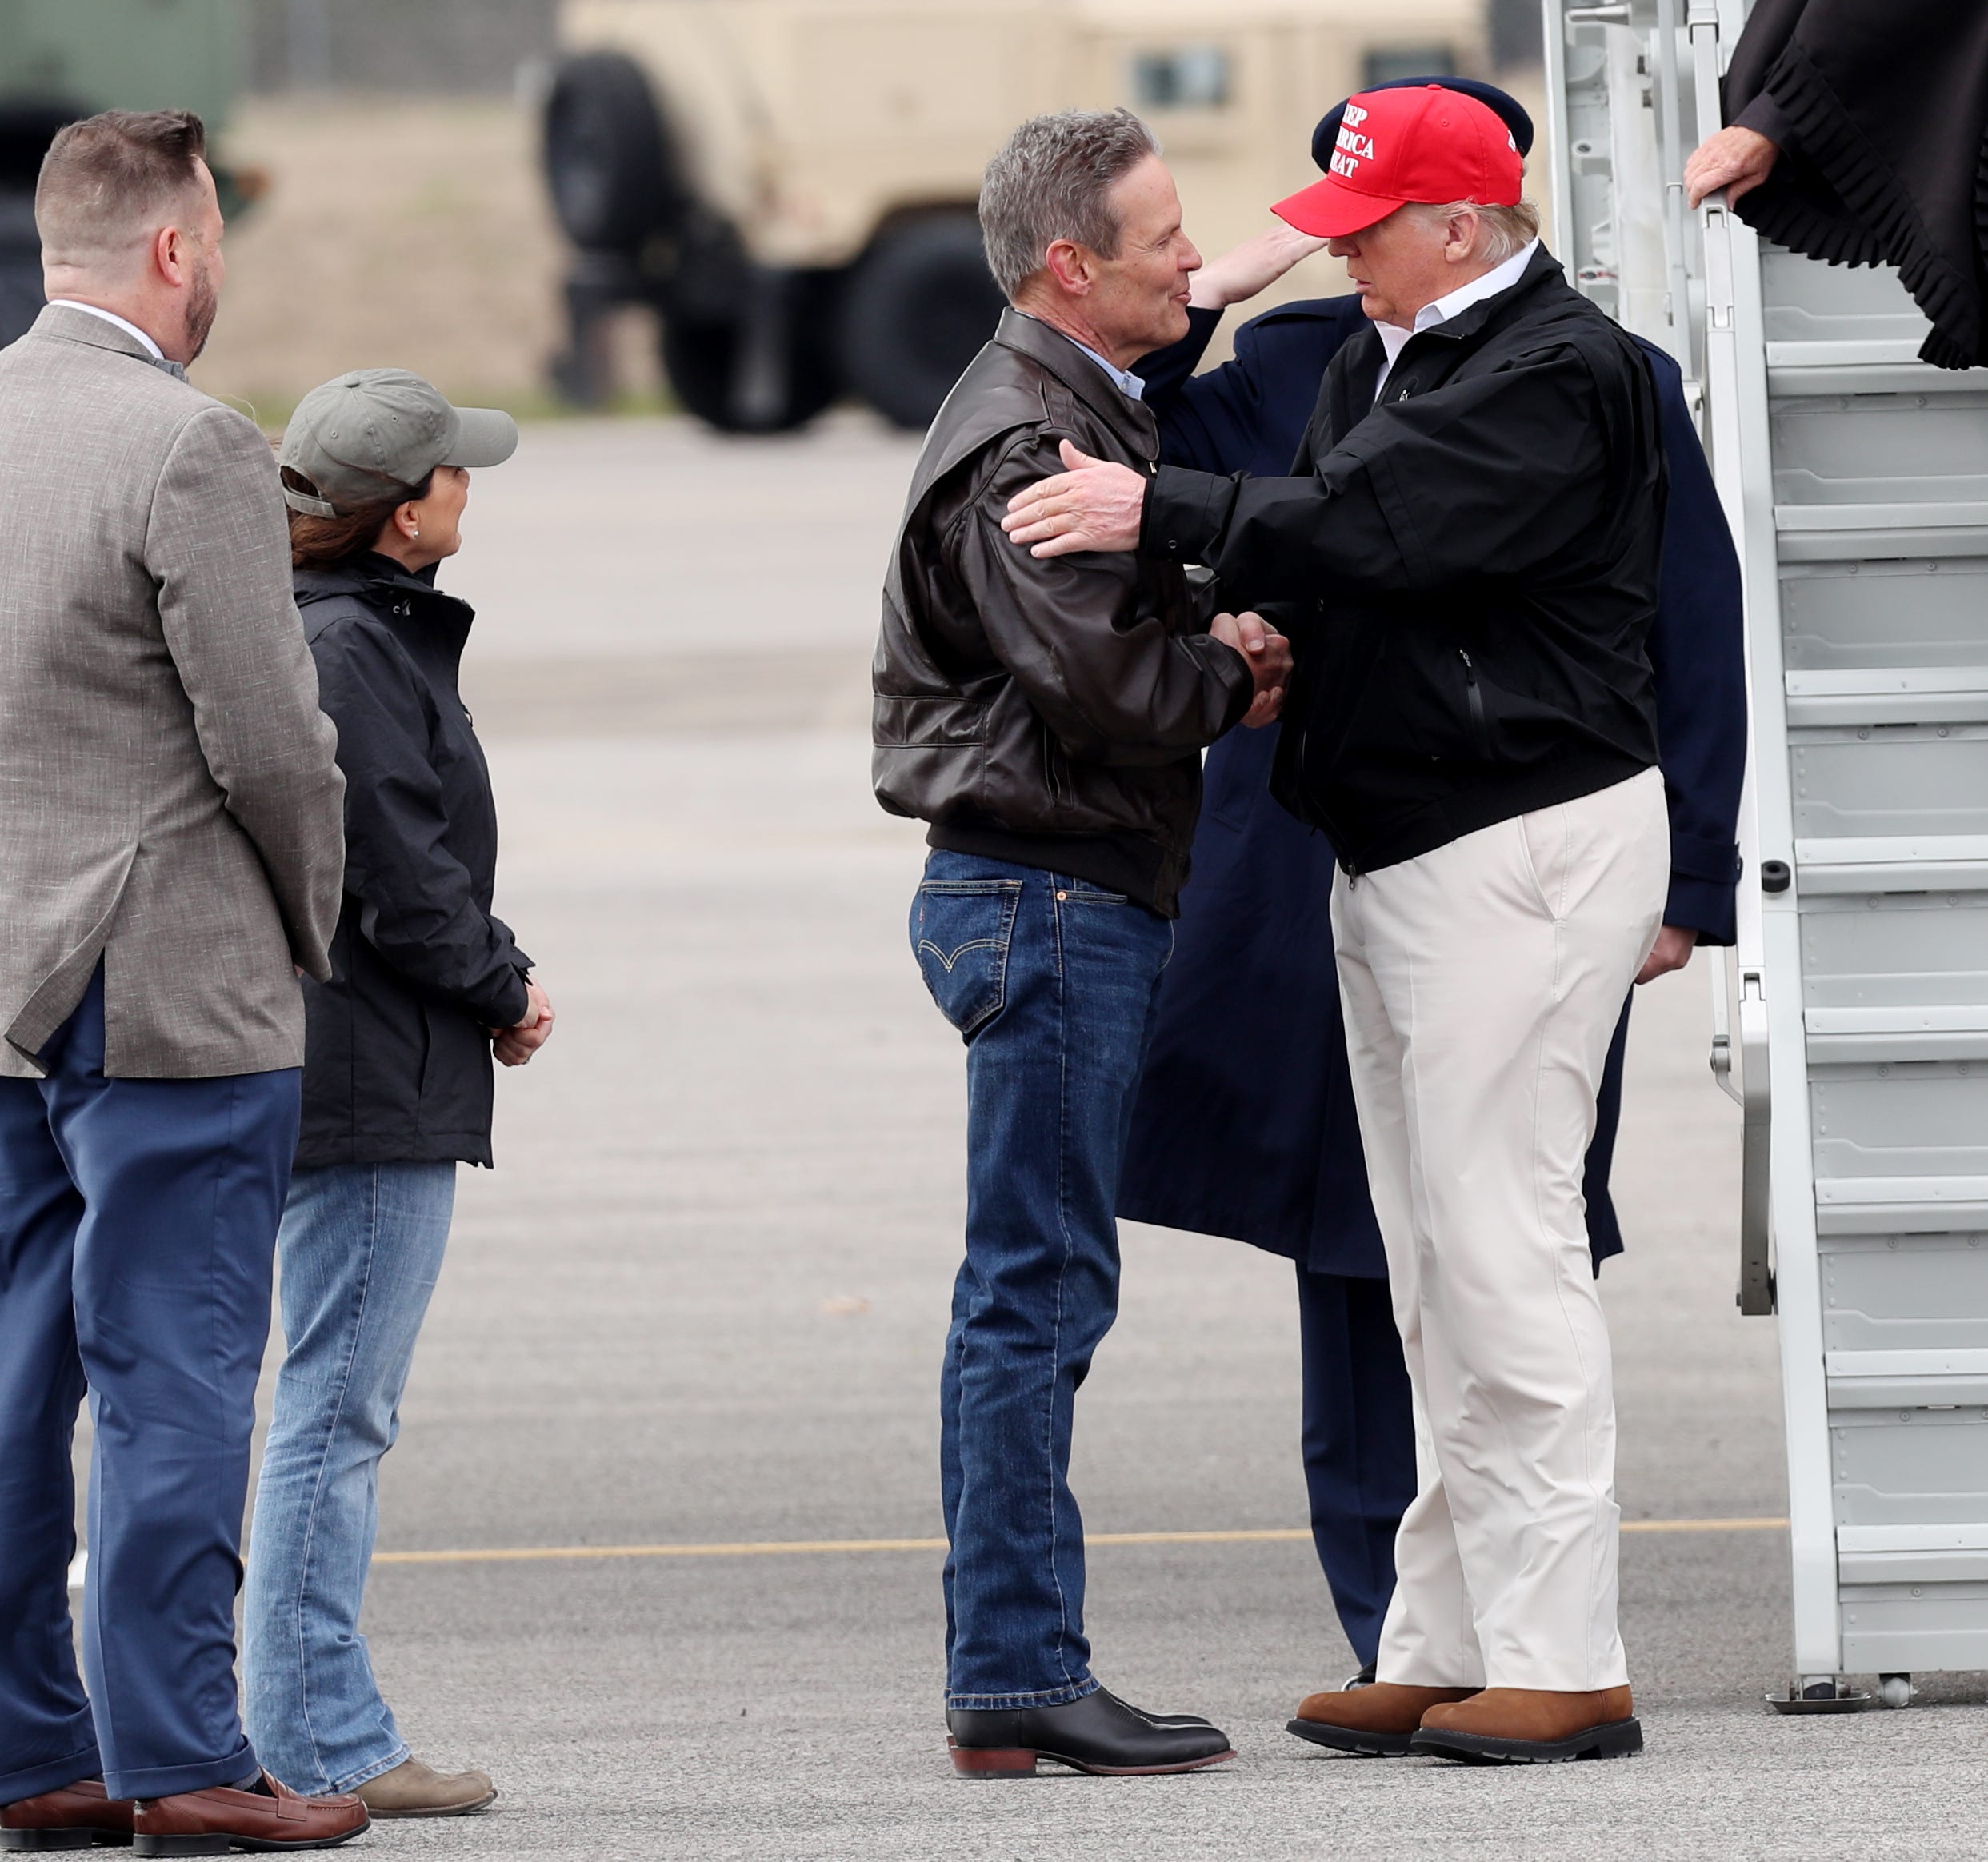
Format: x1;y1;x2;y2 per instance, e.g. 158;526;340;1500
177;418;1988;1855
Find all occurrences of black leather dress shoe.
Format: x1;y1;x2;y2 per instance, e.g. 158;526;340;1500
947;1687;1235;1776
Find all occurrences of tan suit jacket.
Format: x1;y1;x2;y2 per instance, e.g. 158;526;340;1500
0;305;345;1078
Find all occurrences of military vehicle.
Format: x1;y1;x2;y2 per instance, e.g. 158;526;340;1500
542;0;1486;432
0;0;250;349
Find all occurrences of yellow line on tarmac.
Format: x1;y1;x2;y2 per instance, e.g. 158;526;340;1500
371;1518;1788;1568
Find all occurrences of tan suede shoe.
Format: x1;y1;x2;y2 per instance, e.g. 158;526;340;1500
1411;1685;1642;1763
1286;1681;1482;1756
354;1756;498;1818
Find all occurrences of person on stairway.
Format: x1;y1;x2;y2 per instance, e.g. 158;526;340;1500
1685;0;1988;369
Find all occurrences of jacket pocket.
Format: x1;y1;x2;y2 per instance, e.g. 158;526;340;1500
910;878;1022;1037
1458;649;1494;761
1041;733;1072;818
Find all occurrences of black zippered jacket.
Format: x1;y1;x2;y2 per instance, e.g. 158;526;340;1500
1142;246;1666;874
293;554;530;1169
874;310;1253;915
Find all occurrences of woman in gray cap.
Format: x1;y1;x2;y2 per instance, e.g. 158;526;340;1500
242;370;543;1818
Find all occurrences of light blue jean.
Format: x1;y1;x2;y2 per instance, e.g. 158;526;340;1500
242;1161;457;1795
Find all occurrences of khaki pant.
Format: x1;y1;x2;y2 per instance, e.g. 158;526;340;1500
1331;769;1668;1692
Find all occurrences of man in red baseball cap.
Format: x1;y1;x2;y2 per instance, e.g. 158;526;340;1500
1002;90;1672;1768
1273;82;1522;241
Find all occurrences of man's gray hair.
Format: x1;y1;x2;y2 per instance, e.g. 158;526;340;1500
979;108;1160;302
1408;198;1542;266
35;110;209;269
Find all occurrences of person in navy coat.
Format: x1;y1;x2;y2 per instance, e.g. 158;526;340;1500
1117;78;1748;1688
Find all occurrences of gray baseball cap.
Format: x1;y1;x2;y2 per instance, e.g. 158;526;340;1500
280;368;518;517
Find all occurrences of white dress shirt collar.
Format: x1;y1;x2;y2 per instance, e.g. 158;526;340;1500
1372;238;1541;402
48;300;166;362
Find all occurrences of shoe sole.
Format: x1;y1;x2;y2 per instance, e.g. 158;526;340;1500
948;1739;1237;1778
1;1835;133;1852
358;1787;498;1820
1409;1717;1644;1765
130;1825;367;1856
1284;1718;1414;1758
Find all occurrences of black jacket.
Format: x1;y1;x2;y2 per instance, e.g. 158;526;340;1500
873;309;1253;915
1144;246;1666;876
1117;289;1746;1278
294;555;530;1169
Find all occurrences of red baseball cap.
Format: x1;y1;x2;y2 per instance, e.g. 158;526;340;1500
1273;84;1523;239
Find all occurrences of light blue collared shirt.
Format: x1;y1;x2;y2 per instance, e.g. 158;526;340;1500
1068;339;1146;402
1019;312;1146;401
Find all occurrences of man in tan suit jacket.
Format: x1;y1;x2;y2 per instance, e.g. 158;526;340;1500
0;112;368;1852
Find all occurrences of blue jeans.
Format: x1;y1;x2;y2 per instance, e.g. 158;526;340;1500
0;966;299;1804
913;851;1174;1709
242;1161;457;1795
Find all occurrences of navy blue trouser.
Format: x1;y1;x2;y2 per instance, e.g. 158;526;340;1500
1295;1265;1416;1670
0;968;300;1804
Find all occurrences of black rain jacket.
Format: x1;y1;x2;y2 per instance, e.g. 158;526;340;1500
294;554;530;1169
1143;246;1667;875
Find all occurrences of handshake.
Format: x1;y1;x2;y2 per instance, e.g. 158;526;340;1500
1210;609;1293;729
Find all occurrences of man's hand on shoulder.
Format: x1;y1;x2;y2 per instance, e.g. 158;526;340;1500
1210;609;1290;727
1002;439;1147;558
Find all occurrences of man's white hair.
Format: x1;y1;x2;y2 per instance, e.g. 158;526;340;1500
1406;198;1541;266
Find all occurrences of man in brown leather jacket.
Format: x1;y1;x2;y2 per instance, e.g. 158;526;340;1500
874;109;1288;1778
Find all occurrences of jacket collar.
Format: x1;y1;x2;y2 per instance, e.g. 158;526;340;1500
31;301;174;368
992;307;1158;458
1398;242;1567;350
295;555;475;658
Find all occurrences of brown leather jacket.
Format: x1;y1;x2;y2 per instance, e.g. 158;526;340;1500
873;309;1251;914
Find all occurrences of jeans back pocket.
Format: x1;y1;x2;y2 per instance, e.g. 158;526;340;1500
910;877;1022;1037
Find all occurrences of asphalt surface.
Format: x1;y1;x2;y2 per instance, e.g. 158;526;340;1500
114;417;1988;1856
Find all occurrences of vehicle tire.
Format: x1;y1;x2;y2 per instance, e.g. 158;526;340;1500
661;270;844;435
542;51;682;252
839;215;1006;430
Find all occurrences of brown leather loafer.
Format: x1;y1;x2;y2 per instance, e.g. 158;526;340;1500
1;1776;135;1849
354;1757;495;1819
1410;1685;1642;1763
1286;1681;1481;1756
131;1774;366;1855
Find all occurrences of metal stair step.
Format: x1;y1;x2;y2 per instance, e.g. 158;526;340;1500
1815;1176;1988;1234
1766;340;1988;397
1786;668;1988;727
1795;835;1988;893
1806;1005;1988;1065
1775;505;1988;561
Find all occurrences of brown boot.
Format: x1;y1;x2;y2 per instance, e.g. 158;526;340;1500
1412;1686;1642;1763
1286;1681;1481;1756
132;1772;367;1852
0;1776;136;1847
354;1756;498;1818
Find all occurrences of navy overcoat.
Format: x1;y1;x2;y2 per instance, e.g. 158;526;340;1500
1117;296;1746;1277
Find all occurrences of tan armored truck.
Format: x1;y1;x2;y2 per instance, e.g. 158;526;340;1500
543;0;1486;431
